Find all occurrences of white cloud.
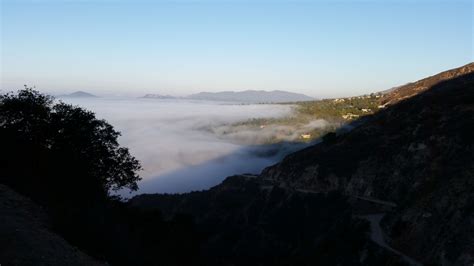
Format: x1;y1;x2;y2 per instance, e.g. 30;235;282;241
60;97;313;195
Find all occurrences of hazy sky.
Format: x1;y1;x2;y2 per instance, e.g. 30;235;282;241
1;0;473;97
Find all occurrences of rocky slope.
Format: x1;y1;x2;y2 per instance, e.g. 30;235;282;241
131;63;474;265
131;175;406;265
261;65;474;265
0;185;104;266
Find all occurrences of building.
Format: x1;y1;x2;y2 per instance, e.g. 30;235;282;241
301;133;311;139
342;113;360;120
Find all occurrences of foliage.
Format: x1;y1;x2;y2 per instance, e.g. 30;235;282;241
0;88;204;265
296;94;381;120
227;94;381;144
0;88;141;204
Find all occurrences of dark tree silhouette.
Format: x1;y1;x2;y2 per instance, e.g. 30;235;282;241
0;88;141;204
0;88;203;266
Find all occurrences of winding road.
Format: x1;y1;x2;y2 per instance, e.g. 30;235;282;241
360;214;422;266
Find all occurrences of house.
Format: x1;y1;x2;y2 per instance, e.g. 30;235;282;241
300;133;311;139
342;113;360;120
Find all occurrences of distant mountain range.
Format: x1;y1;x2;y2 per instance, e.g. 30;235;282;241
59;91;98;98
141;94;178;99
56;90;313;103
141;90;314;103
187;90;314;103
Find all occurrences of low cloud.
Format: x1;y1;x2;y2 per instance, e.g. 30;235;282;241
59;97;324;195
210;119;330;145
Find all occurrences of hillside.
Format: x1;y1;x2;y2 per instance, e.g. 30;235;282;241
0;185;104;266
130;175;405;265
259;66;474;265
380;63;474;106
227;63;474;144
187;90;314;103
131;64;474;265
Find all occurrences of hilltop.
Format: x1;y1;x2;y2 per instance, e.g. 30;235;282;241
59;91;98;98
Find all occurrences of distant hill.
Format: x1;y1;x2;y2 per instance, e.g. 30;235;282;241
141;94;177;99
187;90;314;103
60;91;98;98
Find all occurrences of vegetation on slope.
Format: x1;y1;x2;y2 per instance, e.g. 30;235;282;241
221;93;383;144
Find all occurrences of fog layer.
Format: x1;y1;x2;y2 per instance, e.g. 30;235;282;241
59;97;319;195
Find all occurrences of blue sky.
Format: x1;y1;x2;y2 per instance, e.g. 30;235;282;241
1;0;473;97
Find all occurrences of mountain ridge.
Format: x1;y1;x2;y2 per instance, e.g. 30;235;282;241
380;62;474;106
140;90;315;103
131;63;474;265
187;89;314;103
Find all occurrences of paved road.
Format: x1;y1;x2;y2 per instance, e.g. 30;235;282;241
353;195;398;207
263;185;422;265
361;214;422;266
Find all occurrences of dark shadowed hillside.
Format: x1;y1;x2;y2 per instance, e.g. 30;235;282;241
261;66;474;265
131;64;474;265
130;175;405;265
0;185;104;266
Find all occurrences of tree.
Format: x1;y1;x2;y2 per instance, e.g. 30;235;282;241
0;88;141;205
0;88;203;266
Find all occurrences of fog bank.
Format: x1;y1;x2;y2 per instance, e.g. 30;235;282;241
58;97;307;194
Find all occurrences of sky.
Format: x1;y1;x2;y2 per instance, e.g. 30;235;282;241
1;0;473;98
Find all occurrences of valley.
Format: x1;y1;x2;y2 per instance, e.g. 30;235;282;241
131;63;474;265
1;1;471;265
